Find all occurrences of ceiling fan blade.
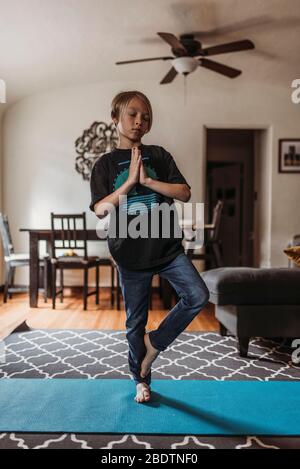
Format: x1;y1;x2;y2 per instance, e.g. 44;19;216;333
201;39;255;56
160;67;178;84
199;58;241;78
157;32;188;56
189;15;272;39
116;56;173;65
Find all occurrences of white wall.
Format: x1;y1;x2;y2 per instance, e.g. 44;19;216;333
0;108;4;286
2;76;300;285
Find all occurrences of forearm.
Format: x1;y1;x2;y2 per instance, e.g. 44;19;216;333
143;178;191;202
94;180;135;218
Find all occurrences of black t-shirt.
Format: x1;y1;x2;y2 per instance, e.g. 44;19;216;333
89;144;191;271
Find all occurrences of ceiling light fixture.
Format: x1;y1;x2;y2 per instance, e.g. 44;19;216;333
171;57;198;75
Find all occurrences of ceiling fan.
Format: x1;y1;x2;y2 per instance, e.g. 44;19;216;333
116;32;255;84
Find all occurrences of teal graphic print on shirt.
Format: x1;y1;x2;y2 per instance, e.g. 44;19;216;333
112;156;162;214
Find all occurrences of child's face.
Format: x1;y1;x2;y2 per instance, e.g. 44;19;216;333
115;97;150;144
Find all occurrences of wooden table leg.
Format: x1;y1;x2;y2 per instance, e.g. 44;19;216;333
29;232;39;307
46;240;52;298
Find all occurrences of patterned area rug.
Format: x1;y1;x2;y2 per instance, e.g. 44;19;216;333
0;329;300;449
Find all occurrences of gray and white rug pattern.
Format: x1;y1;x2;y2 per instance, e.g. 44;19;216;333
0;329;299;449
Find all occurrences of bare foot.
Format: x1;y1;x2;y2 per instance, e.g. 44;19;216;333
135;383;151;403
140;333;160;378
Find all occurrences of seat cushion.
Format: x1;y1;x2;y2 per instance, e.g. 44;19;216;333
201;267;300;305
55;256;102;268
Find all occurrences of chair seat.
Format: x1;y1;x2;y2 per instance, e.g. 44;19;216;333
4;253;30;262
5;253;48;268
1;212;50;303
53;255;104;268
97;257;115;266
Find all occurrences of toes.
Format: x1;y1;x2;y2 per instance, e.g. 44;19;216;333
142;393;150;402
143;388;151;400
135;386;151;403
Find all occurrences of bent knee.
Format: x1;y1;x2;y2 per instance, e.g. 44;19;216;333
183;284;210;310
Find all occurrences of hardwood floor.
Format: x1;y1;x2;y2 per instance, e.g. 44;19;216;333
0;287;219;340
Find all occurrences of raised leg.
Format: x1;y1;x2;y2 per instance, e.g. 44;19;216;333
149;253;209;351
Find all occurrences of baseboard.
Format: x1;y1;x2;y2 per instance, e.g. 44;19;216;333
0;285;161;294
67;286;161;293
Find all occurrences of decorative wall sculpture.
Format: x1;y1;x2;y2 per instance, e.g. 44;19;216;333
75;121;118;180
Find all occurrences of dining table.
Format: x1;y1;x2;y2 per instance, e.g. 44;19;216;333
19;228;107;308
20;223;206;309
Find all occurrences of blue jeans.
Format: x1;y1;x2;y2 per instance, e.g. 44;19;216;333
117;253;210;386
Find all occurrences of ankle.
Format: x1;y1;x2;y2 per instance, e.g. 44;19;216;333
146;333;159;352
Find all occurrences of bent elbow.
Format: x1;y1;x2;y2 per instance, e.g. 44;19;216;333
94;201;108;219
183;187;191;203
96;213;107;220
96;208;109;220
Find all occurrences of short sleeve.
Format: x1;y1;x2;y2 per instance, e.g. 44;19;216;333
89;155;110;212
160;147;191;189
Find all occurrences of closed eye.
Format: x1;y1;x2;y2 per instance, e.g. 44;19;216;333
128;112;149;121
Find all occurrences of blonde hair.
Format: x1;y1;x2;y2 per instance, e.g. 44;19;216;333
111;90;153;132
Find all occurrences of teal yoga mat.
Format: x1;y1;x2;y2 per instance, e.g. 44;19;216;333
0;379;300;435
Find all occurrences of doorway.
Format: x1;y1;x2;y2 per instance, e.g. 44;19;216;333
206;129;255;267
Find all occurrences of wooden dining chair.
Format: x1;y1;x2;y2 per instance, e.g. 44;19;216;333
50;212;105;310
0;212;48;303
185;200;224;269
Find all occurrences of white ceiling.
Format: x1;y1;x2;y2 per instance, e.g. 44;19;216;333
1;0;300;105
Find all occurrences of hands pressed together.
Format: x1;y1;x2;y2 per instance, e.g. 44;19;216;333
127;146;149;187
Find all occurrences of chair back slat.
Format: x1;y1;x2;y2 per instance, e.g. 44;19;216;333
0;213;15;257
51;212;88;259
73;218;77;249
210;200;224;242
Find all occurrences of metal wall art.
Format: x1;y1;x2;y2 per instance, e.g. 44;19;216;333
75;121;118;180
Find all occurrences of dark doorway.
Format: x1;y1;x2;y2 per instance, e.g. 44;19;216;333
206;129;255;267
